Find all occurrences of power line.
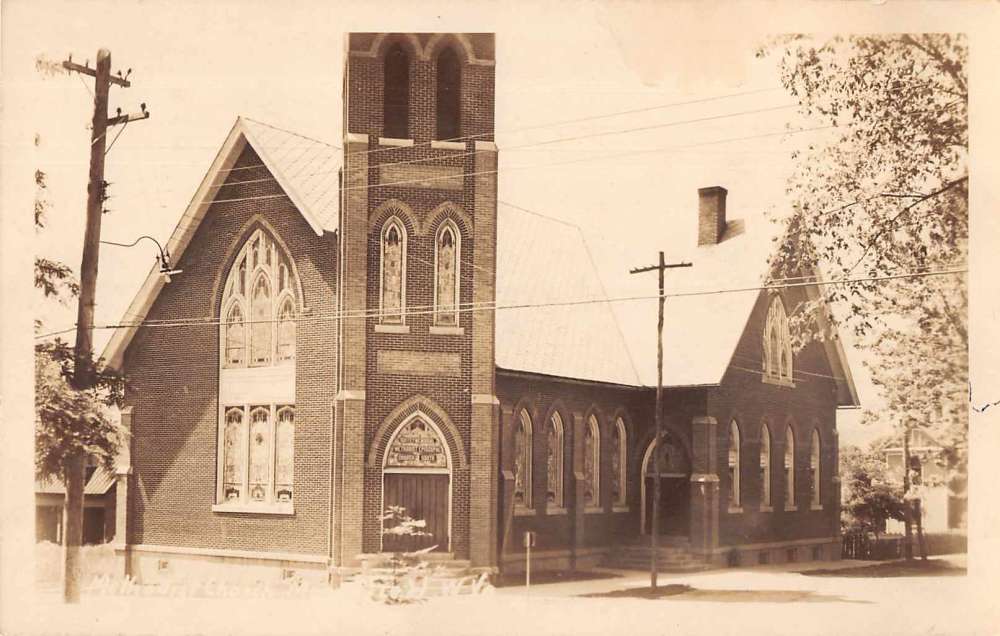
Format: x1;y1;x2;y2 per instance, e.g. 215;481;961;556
34;267;966;340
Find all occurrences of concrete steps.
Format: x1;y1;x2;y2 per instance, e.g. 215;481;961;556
603;543;710;572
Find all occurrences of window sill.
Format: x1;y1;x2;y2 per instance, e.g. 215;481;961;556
431;140;466;150
514;507;536;517
612;505;630;513
810;504;824;511
762;375;796;388
784;505;798;512
727;505;744;514
759;505;774;513
378;137;414;147
584;506;604;515
212;502;294;515
545;506;568;516
375;323;410;334
429;325;464;336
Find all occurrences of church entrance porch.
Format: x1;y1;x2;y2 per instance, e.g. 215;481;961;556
639;431;692;538
381;416;452;553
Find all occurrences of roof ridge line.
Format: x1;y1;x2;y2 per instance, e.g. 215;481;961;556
238;116;341;150
498;200;579;229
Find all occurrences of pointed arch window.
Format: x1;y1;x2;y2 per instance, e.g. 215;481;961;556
785;425;796;510
546;412;564;509
435;47;461;140
611;417;627;508
225;303;246;367
383;44;410;139
434;221;460;326
810;429;821;508
760;424;772;509
763;296;793;384
514;409;533;510
380;219;406;324
728;420;741;510
584;415;601;509
221;228;298;370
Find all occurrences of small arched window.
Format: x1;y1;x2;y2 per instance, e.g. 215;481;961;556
760;423;772;508
221;228;298;370
225;303;246;367
435;47;461;140
584;415;601;508
785;425;796;509
611;417;627;507
810;429;821;507
763;296;793;383
380;218;406;323
728;420;741;509
383;44;410;139
434;222;460;326
546;412;564;509
514;409;533;509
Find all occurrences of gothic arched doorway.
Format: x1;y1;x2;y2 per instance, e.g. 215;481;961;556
639;431;691;536
381;414;452;553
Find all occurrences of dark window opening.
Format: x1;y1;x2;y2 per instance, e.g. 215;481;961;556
436;47;461;140
383;44;410;139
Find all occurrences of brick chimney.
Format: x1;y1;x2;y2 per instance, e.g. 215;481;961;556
697;186;728;246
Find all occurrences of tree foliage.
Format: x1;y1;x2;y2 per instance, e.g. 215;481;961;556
34;162;124;482
760;34;968;465
839;443;906;538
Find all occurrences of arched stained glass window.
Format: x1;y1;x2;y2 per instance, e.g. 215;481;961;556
225;304;246;367
546;412;564;508
810;429;821;507
514;409;533;509
729;420;741;509
248;407;271;502
785;425;796;509
223;407;245;502
381;219;406;324
763;296;793;383
277;297;296;363
584;415;600;508
435;222;459;326
611;418;627;507
275;407;295;503
760;423;772;508
220;228;298;369
383;44;410;139
435;47;461;140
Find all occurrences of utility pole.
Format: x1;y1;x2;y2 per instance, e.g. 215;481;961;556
630;252;691;589
60;48;149;604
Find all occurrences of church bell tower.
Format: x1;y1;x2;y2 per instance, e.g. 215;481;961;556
334;33;498;569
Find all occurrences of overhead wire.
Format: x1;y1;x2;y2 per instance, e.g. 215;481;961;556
34;267;967;340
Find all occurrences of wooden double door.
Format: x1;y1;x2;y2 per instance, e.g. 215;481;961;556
383;472;450;552
642;475;690;536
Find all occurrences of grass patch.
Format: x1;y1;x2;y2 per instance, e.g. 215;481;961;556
803;558;965;578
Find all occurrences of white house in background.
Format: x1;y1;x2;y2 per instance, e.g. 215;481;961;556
884;428;966;534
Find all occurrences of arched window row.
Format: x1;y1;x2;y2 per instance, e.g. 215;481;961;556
221;229;298;369
723;421;824;513
379;217;462;326
511;409;630;513
763;296;793;384
381;44;462;141
222;404;295;505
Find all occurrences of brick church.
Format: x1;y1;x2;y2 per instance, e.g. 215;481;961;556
101;32;859;582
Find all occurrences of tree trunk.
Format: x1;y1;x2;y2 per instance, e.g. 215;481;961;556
914;499;929;561
902;426;914;561
63;452;86;602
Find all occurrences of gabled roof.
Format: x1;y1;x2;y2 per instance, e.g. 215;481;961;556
625;217;858;406
495;204;640;386
102;117;340;369
36;464;116;496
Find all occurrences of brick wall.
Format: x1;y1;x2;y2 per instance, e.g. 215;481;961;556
341;33;498;563
123;145;338;556
708;286;842;547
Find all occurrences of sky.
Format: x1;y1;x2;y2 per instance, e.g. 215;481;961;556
4;0;997;453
